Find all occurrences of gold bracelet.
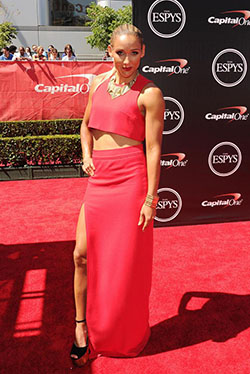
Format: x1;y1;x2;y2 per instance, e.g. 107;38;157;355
144;194;159;209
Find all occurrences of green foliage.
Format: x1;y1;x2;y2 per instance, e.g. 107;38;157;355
0;135;81;167
86;3;132;51
0;119;82;167
0;22;17;49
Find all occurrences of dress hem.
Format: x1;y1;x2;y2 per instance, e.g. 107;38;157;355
89;326;151;359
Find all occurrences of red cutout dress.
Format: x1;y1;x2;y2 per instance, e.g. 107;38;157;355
84;74;153;357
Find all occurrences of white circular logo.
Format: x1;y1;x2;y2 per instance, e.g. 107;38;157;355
208;141;242;177
212;48;247;87
147;0;186;38
163;97;184;134
155;187;182;222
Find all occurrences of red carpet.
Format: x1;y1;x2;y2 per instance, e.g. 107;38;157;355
0;178;249;374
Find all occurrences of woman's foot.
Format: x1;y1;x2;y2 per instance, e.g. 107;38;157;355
74;321;87;349
70;319;90;367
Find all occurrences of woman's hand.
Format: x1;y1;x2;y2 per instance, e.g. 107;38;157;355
82;157;95;176
138;204;156;231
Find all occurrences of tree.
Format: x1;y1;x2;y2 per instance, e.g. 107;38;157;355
0;22;17;49
86;3;132;51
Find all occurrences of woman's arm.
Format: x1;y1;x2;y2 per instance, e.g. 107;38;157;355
80;78;97;176
138;85;165;230
80;73;110;176
144;86;164;196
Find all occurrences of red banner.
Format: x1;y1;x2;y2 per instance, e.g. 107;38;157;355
0;61;113;121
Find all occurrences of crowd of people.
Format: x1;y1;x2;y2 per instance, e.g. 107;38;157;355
0;44;77;61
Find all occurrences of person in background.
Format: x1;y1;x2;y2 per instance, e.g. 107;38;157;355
62;44;76;58
49;48;60;60
62;44;77;61
32;44;38;55
0;47;13;60
25;47;32;59
32;46;47;61
46;44;54;59
102;49;112;61
9;45;17;55
12;46;32;61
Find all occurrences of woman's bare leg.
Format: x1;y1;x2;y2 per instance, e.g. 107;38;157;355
72;204;88;352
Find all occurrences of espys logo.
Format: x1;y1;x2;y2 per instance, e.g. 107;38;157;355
161;153;188;168
208;10;250;28
201;193;243;208
163;97;184;135
205;106;249;123
208;141;242;177
155;188;182;222
142;58;190;75
147;0;186;38
212;49;247;87
34;74;96;96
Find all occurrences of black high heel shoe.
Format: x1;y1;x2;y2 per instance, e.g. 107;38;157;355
70;319;90;367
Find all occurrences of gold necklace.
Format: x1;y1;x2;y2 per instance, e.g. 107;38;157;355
107;71;139;99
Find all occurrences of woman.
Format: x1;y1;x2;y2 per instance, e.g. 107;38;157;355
62;44;77;61
32;46;46;61
46;44;54;59
25;47;32;59
48;48;60;60
70;24;164;367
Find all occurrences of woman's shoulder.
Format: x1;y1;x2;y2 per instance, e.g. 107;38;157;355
94;69;115;83
138;75;161;94
134;74;156;95
91;68;115;92
138;76;164;108
137;74;154;88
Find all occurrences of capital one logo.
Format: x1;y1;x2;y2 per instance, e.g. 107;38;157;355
34;74;96;96
155;188;182;222
205;106;249;123
212;49;247;87
163;97;184;135
208;10;250;28
161;153;188;168
142;58;190;75
201;193;243;208
208;141;242;177
147;0;186;38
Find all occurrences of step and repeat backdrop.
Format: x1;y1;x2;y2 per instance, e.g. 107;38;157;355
133;0;250;226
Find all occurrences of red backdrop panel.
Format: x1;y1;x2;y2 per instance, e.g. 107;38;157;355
0;61;113;121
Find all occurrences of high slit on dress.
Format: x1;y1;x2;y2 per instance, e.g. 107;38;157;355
83;144;153;357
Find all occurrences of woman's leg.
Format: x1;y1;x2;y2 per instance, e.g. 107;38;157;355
72;204;88;350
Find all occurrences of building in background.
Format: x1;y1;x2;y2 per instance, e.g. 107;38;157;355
0;0;131;60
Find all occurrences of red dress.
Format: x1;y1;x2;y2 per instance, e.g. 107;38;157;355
84;74;153;357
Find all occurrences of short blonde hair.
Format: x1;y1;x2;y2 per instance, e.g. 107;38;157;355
110;24;144;47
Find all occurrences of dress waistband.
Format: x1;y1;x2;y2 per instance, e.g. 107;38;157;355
92;144;144;159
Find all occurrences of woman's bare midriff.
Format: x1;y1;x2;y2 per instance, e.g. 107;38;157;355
91;129;142;150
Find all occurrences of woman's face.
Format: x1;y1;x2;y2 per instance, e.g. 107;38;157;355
19;47;25;56
66;47;72;56
108;34;145;81
38;48;44;56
